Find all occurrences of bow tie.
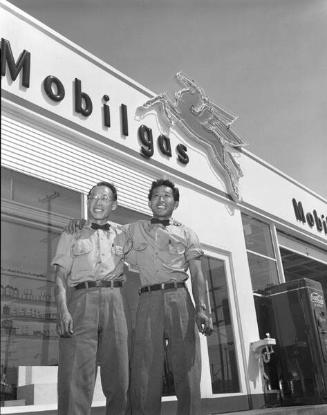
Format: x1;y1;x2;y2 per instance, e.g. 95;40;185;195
91;223;110;231
150;218;170;227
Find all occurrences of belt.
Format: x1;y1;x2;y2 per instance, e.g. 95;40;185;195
139;281;186;295
74;280;123;290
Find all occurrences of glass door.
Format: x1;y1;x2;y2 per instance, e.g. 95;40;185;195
202;254;241;394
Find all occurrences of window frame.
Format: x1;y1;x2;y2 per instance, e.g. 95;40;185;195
241;213;283;294
200;245;248;398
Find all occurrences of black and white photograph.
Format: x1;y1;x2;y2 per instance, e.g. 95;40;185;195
1;1;326;414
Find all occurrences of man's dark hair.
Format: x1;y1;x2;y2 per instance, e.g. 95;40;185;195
88;181;118;201
148;179;179;201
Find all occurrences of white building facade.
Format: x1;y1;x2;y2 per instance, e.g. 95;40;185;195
1;1;327;414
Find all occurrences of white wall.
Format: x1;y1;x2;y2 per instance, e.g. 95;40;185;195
1;1;226;194
238;151;327;242
174;184;263;395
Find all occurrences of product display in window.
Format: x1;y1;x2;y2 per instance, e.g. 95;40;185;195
1;167;82;404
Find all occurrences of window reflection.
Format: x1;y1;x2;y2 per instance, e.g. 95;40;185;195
242;214;275;258
202;256;240;393
160;255;240;396
1;168;80;218
247;253;279;294
1;168;82;404
280;247;327;306
241;213;279;293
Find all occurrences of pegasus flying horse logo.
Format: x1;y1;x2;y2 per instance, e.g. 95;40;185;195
135;72;246;201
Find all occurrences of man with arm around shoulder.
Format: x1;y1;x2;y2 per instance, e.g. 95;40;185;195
52;181;129;415
65;179;213;415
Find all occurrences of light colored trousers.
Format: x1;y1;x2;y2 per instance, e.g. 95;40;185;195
58;287;129;415
131;287;201;415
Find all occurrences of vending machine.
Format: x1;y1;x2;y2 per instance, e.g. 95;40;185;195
265;278;327;405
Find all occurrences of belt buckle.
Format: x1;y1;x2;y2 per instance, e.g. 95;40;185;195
173;281;178;289
160;283;165;290
95;280;101;287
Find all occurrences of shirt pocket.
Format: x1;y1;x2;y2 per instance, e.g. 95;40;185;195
111;243;124;257
168;239;186;255
71;239;93;256
125;241;147;268
133;242;148;251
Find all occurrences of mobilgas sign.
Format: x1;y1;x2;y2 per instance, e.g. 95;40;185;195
1;38;189;165
292;198;327;236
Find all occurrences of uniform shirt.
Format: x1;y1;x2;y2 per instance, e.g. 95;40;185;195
51;222;125;287
123;219;204;287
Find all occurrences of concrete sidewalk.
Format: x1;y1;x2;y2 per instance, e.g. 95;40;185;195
216;404;327;415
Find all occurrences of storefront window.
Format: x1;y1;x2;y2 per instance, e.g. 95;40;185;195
242;214;279;293
280;247;327;303
1;168;82;405
277;231;327;289
160;255;240;395
203;256;240;393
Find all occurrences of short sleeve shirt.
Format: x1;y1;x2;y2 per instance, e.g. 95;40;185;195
51;222;125;287
124;220;203;287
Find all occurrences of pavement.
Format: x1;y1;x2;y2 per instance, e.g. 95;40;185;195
216;404;327;415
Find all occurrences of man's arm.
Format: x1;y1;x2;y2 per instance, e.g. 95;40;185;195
120;223;137;264
64;219;86;234
189;258;213;336
55;266;74;337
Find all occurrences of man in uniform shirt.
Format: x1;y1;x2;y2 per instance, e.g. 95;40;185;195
65;179;213;415
124;179;213;415
52;181;129;415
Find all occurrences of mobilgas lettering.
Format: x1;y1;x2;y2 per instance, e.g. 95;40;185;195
1;38;189;164
43;75;65;102
103;95;111;127
292;198;327;235
74;78;93;117
176;144;189;165
138;125;154;158
1;38;30;88
120;104;129;136
292;199;305;223
138;126;189;164
158;135;172;157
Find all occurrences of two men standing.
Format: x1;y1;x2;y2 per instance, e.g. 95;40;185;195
52;179;212;415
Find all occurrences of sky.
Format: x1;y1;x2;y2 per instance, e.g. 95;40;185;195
7;0;327;199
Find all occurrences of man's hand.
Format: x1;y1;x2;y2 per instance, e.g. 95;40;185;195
64;219;86;234
188;258;214;336
195;310;213;336
57;310;74;337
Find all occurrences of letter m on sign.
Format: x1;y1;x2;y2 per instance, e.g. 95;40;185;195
292;198;306;223
1;38;31;88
